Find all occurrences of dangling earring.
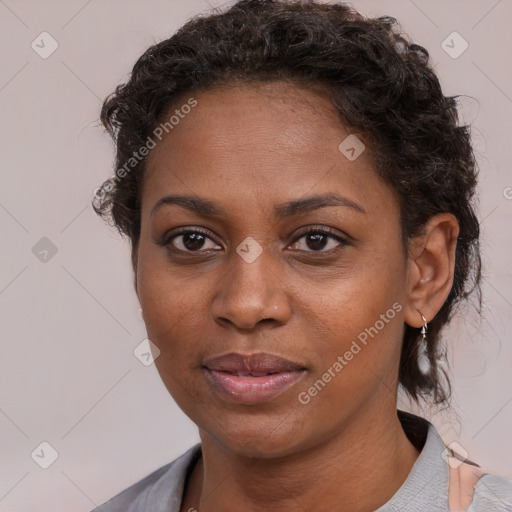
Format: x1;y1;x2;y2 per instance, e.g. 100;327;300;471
417;313;430;375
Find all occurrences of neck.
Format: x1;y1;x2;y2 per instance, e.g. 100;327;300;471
184;403;422;512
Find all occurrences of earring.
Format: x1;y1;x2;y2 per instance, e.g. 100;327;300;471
417;313;430;375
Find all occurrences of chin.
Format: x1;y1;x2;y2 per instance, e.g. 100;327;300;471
200;411;313;459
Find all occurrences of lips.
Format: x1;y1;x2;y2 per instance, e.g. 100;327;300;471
204;352;304;374
203;352;307;404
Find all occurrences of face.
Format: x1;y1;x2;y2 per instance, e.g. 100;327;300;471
136;81;411;458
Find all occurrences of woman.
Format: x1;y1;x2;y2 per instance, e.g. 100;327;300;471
91;0;512;510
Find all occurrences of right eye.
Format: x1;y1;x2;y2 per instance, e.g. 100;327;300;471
159;228;222;253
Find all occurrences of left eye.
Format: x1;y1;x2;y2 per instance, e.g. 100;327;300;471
290;229;348;252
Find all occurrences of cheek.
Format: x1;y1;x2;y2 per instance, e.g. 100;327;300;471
137;231;195;319
294;292;405;423
138;269;207;405
136;250;205;359
296;243;407;380
302;241;405;324
302;283;404;373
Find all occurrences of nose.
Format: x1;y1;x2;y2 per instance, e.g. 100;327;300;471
210;246;292;330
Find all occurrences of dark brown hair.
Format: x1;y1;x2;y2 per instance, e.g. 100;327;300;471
93;0;481;407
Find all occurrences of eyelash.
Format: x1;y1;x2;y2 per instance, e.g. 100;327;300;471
157;226;351;255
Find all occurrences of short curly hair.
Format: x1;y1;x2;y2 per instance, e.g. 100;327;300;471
93;0;481;407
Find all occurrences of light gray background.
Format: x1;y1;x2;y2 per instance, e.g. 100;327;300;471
0;0;511;510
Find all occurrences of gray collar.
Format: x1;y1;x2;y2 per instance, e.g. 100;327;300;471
374;416;450;511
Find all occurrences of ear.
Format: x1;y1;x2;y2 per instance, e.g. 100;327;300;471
404;213;459;327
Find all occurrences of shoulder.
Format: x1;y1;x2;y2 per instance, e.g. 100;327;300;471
470;472;512;511
90;444;202;512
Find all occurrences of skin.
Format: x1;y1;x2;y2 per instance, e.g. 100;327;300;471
134;81;459;512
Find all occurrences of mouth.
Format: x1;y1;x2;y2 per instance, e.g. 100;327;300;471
213;369;284;377
203;352;307;404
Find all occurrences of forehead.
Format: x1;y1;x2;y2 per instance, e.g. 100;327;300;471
146;82;347;166
141;81;394;218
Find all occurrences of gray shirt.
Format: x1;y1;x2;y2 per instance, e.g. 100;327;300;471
91;412;512;511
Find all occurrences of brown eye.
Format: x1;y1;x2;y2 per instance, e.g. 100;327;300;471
160;229;222;253
290;228;350;253
177;232;208;251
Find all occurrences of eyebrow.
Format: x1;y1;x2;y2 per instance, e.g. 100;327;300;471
150;192;366;219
